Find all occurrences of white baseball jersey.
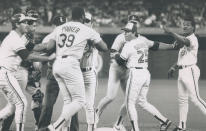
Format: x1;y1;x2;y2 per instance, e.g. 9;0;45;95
111;33;126;52
0;31;26;71
80;43;98;68
120;35;154;68
50;21;102;60
177;33;198;66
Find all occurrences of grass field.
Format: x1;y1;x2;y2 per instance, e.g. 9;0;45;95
1;79;206;131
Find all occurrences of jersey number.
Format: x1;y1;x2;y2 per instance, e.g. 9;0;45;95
58;33;75;48
137;49;148;63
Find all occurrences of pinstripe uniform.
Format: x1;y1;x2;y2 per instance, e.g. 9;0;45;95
49;21;102;130
120;36;168;131
177;33;206;129
80;42;98;125
0;30;28;131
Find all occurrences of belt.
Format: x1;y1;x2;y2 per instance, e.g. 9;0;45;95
61;55;80;62
177;65;193;69
81;67;92;72
135;67;143;69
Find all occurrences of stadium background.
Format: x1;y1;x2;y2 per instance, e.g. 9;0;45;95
0;0;206;130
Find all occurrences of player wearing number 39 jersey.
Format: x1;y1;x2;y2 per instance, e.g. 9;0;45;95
40;7;107;131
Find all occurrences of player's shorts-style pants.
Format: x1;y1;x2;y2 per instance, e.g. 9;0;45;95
0;67;27;124
53;57;85;121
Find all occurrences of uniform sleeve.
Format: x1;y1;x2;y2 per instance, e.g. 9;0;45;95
143;37;154;48
89;29;102;43
48;28;58;42
111;34;125;51
120;43;130;60
187;34;198;49
12;39;26;53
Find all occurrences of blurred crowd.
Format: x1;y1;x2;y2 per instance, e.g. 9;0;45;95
0;0;205;28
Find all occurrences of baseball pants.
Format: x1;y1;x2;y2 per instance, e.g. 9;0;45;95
0;67;27;131
52;57;85;130
1;66;41;131
82;69;97;125
126;68;167;131
177;65;206;129
96;63;128;117
38;67;79;131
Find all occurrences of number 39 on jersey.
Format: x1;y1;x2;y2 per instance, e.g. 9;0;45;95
58;33;75;48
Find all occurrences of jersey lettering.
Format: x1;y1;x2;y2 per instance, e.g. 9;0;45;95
137;49;148;63
58;33;75;48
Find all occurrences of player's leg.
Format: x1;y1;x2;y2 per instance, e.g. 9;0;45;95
187;66;206;114
49;64;85;130
4;72;28;131
96;66;121;118
1;67;29;131
137;75;171;130
177;70;189;130
83;70;96;131
113;75;128;130
126;69;144;131
38;78;59;128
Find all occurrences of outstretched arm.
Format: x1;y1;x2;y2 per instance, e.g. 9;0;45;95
162;26;190;47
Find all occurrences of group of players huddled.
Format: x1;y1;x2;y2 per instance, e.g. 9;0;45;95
0;5;205;131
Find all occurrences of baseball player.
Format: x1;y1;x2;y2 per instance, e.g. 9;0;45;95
95;15;140;130
0;9;45;131
37;7;107;131
37;15;79;131
164;15;206;131
0;13;55;131
80;12;100;131
115;22;173;131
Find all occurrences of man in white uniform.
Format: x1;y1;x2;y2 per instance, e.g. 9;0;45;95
0;13;55;131
38;7;108;131
80;12;99;131
165;15;206;131
115;22;174;131
95;15;139;130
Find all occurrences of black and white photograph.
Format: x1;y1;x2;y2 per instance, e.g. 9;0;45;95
0;0;206;131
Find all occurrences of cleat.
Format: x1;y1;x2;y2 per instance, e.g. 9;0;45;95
113;124;127;131
173;126;187;131
160;119;172;131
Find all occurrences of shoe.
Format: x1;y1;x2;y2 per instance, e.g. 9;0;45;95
160;119;172;131
113;124;127;131
47;124;55;131
34;124;38;131
173;126;187;131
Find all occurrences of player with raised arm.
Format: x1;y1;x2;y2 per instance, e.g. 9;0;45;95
37;7;107;131
114;22;174;131
0;13;55;131
163;14;206;131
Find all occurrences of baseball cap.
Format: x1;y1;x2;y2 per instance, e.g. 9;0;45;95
52;15;66;26
84;12;92;23
122;22;137;33
128;14;139;23
26;9;39;19
72;7;85;20
11;13;37;23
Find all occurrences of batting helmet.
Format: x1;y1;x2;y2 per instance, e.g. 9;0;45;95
122;22;137;33
11;13;37;23
52;15;66;26
128;14;139;23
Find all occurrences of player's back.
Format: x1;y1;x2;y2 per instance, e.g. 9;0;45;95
53;21;101;60
121;35;151;69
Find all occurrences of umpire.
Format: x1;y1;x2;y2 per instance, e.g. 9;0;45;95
37;16;79;131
